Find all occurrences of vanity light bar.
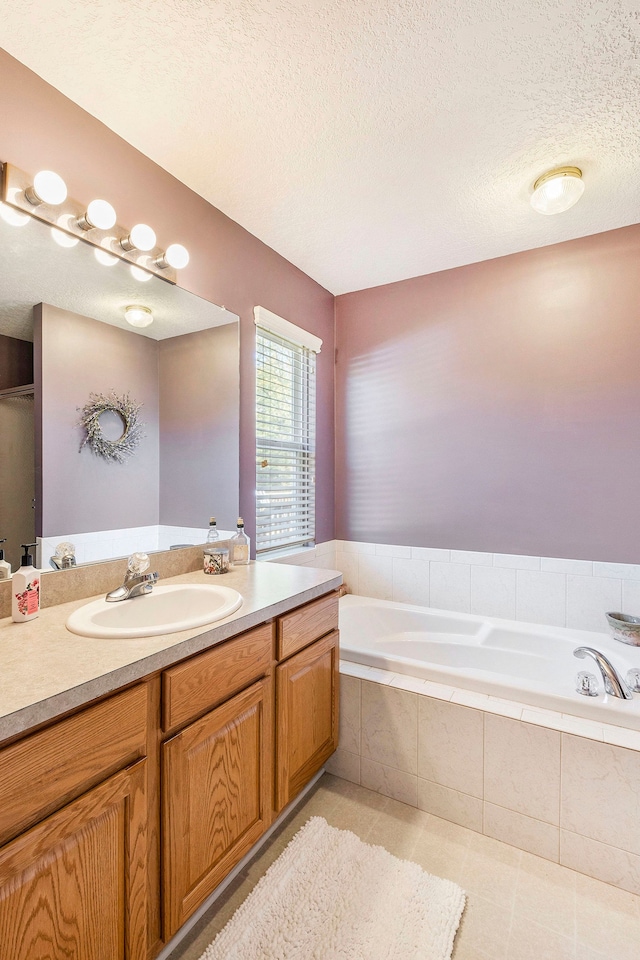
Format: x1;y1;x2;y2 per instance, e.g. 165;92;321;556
1;162;189;284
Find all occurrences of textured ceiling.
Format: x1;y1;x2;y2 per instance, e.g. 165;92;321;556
1;0;639;294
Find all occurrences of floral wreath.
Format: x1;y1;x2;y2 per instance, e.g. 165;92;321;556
78;390;145;463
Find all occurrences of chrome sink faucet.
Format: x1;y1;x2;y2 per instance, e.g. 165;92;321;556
574;647;633;700
106;552;159;602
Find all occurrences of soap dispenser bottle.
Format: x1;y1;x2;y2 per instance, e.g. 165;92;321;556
12;543;40;622
0;540;10;580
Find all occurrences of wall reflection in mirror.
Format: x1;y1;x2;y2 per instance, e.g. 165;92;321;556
0;207;240;572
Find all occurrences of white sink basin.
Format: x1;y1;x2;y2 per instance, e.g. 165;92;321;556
66;583;243;639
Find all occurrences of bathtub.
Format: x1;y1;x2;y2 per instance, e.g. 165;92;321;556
339;594;640;730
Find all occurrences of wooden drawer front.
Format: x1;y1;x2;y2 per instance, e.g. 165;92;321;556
162;677;273;938
0;683;148;847
275;630;339;811
277;591;339;661
162;622;274;732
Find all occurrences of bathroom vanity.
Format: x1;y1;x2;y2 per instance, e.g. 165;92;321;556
0;561;341;959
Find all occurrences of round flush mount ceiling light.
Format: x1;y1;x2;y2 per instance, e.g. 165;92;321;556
78;198;117;231
25;170;68;206
125;305;154;328
530;166;584;215
120;222;157;252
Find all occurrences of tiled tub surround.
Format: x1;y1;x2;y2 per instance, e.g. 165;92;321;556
278;542;640;894
327;666;640;896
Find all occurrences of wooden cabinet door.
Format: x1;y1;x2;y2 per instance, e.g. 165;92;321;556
0;759;147;960
162;677;273;939
275;630;339;812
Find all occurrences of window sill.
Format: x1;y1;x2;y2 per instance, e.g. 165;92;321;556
258;545;316;564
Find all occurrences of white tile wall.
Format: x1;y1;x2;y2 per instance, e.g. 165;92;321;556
566;575;622;632
265;540;337;569
38;525;233;568
430;561;471;612
470;565;516;619
331;539;640;633
515;570;567;627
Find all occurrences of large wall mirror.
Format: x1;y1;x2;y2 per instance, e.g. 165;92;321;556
0;208;239;571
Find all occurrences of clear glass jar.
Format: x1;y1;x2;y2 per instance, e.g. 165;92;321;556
203;546;230;575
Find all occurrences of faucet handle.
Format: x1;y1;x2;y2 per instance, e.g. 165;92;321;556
576;671;599;697
127;552;150;575
626;669;640;693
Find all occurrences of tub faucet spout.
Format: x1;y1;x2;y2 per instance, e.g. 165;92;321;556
573;647;633;700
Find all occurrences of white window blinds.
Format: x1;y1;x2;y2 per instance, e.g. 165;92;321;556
255;314;318;555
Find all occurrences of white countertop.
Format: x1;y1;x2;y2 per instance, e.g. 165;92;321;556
0;562;342;742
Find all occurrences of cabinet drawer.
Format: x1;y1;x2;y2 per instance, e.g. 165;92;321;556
276;591;339;661
0;683;148;846
162;622;274;732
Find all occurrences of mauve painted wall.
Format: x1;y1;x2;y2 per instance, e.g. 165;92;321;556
159;324;240;529
36;304;160;536
0;49;335;545
335;224;640;563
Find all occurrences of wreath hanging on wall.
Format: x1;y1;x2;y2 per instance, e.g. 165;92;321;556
78;390;146;463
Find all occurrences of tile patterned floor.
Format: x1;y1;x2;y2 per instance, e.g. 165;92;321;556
167;773;640;960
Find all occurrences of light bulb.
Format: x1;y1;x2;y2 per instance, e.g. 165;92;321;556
530;167;584;215
51;226;79;248
130;264;153;282
121;222;156;252
26;170;67;206
156;243;189;269
125;305;153;328
78;198;117;230
94;238;118;266
0;202;29;226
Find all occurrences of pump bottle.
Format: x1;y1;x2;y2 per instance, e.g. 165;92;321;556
12;543;40;622
0;539;10;580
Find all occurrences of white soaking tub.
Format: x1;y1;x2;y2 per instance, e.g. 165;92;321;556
339;594;640;730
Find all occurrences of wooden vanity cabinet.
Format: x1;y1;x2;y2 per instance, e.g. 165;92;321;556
160;623;274;940
0;586;340;959
275;593;340;811
0;684;150;960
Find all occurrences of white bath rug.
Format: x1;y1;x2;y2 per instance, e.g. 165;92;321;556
198;816;466;960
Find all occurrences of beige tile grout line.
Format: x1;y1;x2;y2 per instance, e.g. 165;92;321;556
481;711;486;836
559;730;563;866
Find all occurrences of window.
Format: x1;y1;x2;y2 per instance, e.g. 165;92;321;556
254;307;321;555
